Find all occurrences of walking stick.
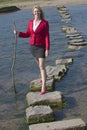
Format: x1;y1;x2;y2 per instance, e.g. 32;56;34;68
11;21;17;94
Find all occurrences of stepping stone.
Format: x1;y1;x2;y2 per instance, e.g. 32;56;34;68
26;91;63;108
68;35;83;39
26;105;54;125
58;10;69;14
68;45;82;50
29;118;86;130
57;6;67;11
62;26;77;33
69;41;87;46
29;77;54;92
46;65;67;81
55;58;73;65
60;14;71;19
68;38;84;44
61;18;71;22
66;33;81;37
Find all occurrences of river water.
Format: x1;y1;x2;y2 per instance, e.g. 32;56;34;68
0;5;87;130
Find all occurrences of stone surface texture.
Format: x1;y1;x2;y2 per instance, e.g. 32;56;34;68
29;118;86;130
26;91;62;106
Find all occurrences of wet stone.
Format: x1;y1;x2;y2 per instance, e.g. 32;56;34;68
29;118;86;130
26;105;54;125
68;38;84;44
68;45;82;50
29;65;67;91
69;41;87;46
57;6;67;11
55;58;73;65
30;77;54;92
67;35;83;40
60;13;71;19
66;33;81;37
61;18;71;22
26;91;63;108
62;25;77;33
58;10;69;14
46;65;67;81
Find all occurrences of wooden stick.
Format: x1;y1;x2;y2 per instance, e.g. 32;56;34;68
11;21;17;94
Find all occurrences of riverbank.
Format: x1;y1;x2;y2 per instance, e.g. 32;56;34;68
0;0;87;10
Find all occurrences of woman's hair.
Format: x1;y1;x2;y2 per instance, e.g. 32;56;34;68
32;5;44;19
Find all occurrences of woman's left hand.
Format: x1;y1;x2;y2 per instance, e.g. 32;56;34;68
45;50;49;57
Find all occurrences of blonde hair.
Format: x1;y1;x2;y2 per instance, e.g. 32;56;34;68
32;5;44;19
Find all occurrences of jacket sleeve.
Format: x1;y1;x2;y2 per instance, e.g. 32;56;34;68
19;21;30;38
45;21;50;50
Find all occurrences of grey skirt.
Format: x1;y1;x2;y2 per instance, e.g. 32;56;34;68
30;45;45;58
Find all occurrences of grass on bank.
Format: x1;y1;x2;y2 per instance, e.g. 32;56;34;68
0;0;31;3
0;0;32;8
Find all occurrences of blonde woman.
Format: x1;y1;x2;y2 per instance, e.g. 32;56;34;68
14;5;50;95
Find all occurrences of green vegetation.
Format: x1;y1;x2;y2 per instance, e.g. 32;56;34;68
0;0;31;3
0;0;32;12
0;6;20;13
29;84;53;92
25;114;55;125
0;0;31;8
26;99;68;110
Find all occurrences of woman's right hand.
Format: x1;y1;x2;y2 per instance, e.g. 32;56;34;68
13;22;19;35
14;29;19;35
14;28;17;34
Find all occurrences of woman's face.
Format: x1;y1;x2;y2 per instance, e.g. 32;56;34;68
33;8;40;19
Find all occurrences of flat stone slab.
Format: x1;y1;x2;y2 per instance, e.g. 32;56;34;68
61;18;71;22
62;26;77;34
29;77;54;92
29;118;86;130
55;58;73;65
57;6;67;11
29;65;67;91
59;11;71;19
68;38;84;44
26;105;54;125
68;45;82;50
46;65;67;80
68;35;83;39
26;91;63;108
58;10;69;14
69;41;87;46
66;33;81;37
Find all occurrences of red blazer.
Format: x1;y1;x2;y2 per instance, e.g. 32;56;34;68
19;19;50;50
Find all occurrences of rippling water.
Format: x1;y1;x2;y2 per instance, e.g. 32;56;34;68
0;5;87;130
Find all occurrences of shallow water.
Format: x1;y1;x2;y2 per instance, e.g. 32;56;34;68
0;5;87;130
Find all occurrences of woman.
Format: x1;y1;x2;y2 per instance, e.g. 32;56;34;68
14;5;50;95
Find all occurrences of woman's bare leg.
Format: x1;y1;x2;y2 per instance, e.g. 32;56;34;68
38;58;47;92
35;57;39;64
35;57;42;79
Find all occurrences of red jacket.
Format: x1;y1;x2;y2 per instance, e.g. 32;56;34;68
19;19;50;50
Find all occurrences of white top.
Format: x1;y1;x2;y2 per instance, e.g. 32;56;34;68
33;20;41;32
